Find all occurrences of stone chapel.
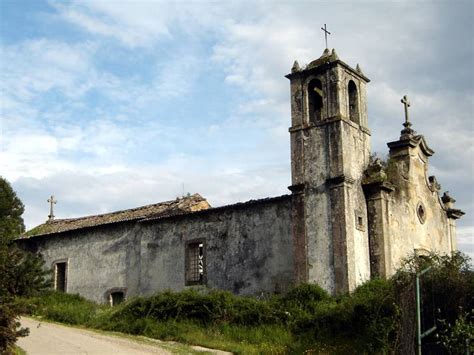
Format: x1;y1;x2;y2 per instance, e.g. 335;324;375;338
19;49;464;305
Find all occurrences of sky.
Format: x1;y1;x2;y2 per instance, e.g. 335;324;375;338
0;0;472;259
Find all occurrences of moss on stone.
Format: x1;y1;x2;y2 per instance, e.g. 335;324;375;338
22;223;54;238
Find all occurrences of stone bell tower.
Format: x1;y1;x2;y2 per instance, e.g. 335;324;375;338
286;48;372;294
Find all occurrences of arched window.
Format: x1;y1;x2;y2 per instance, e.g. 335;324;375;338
348;80;360;124
308;79;323;124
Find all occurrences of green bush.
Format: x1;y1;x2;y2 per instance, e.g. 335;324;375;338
391;251;474;352
107;288;282;327
17;252;472;354
291;278;398;352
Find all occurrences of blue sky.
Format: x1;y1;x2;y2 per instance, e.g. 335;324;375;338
0;0;472;259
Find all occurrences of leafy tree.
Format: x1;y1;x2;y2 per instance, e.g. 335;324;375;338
392;252;474;354
0;177;25;241
0;176;49;354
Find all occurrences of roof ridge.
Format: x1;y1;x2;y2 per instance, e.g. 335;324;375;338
21;193;209;238
49;193;205;222
141;194;291;223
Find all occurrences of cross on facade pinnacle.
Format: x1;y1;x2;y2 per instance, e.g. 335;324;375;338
47;195;57;221
400;95;415;137
321;24;331;49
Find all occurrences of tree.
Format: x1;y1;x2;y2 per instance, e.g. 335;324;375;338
0;177;25;241
0;176;49;354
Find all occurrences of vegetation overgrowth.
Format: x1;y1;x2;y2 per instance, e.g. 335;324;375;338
18;252;473;354
0;177;50;354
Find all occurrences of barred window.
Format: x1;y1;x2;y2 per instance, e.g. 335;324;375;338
185;241;205;285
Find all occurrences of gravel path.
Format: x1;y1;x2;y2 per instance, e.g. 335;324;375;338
17;317;231;355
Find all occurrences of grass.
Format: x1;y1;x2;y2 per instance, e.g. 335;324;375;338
14;253;472;354
17;282;398;354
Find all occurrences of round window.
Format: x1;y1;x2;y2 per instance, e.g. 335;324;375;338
417;203;426;224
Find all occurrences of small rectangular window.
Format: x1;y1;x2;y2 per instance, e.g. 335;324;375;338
55;262;67;292
105;287;127;306
185;241;205;285
111;291;125;306
355;211;365;231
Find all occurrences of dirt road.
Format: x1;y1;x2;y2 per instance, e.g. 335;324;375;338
17;317;230;354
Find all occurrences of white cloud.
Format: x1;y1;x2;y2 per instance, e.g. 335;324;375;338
2;1;472;263
153;52;201;99
1;39;97;101
52;1;171;47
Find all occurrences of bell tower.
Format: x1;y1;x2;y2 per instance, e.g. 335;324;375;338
286;48;371;294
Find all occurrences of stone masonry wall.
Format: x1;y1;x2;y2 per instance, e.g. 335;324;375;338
139;197;293;296
21;197;293;303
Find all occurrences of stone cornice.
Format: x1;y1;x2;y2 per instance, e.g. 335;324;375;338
446;208;465;220
326;175;355;188
387;134;434;157
289;118;371;135
286;58;370;83
288;183;305;194
362;181;395;196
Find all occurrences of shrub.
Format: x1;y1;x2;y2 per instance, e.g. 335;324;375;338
16;252;472;354
19;291;100;325
391;251;474;353
291;278;398;352
108;289;282;327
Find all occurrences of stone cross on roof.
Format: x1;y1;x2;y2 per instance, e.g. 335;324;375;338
47;195;57;221
321;24;331;49
400;95;415;137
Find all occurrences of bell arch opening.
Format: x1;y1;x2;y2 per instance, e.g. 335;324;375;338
308;79;323;124
348;80;360;124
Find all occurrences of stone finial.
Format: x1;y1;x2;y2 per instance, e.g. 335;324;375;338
362;157;387;185
441;191;456;208
331;48;338;59
428;176;441;192
322;47;331;56
291;60;301;73
356;64;363;74
441;191;465;219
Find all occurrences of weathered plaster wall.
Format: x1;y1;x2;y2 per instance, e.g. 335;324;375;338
22;197;293;303
139;197;293;296
21;223;141;304
385;144;453;273
288;58;371;294
366;141;455;277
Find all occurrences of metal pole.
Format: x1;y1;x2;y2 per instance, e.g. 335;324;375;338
416;266;434;355
416;273;422;355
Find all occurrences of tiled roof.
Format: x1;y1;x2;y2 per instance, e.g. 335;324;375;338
21;194;210;238
140;194;292;223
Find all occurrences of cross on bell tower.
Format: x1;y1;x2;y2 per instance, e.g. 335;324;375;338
321;24;331;49
47;195;57;221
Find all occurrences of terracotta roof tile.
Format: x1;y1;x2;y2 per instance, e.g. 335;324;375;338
21;194;210;238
